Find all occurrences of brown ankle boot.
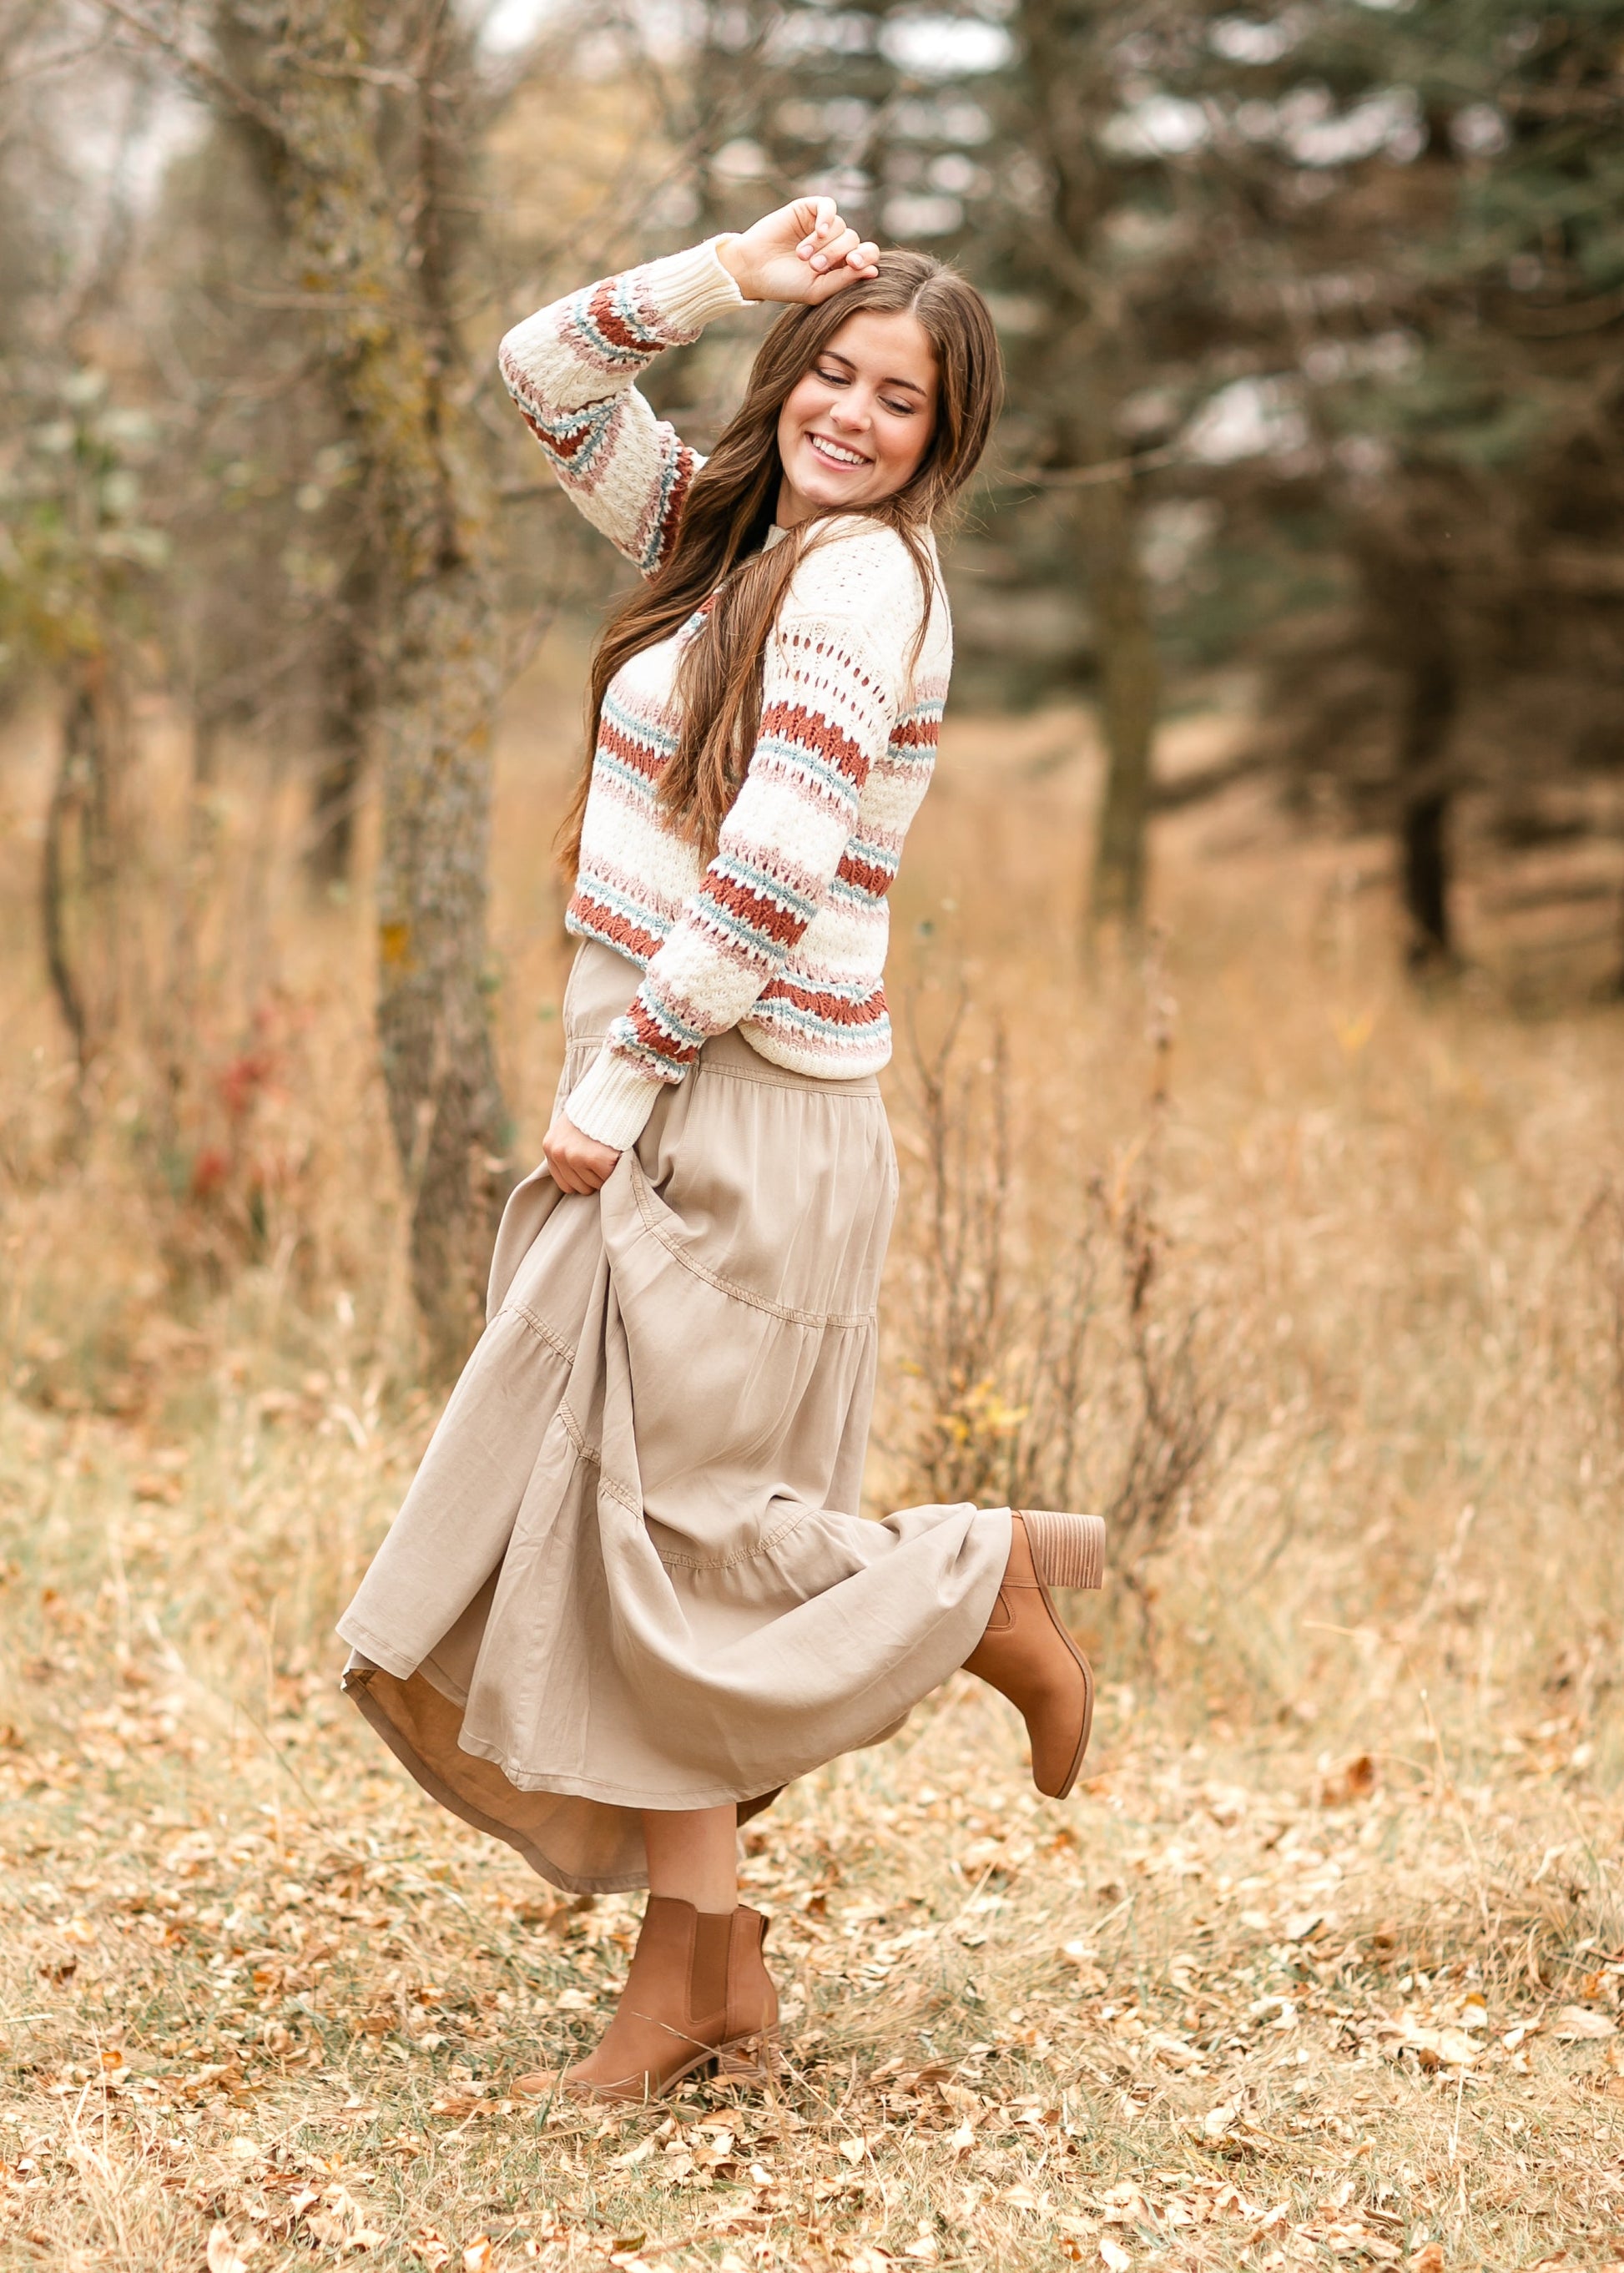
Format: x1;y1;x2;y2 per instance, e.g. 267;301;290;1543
964;1510;1105;1799
515;1897;778;2104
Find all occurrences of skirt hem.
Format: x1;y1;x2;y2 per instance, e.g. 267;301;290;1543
341;1661;785;1894
342;1669;648;1895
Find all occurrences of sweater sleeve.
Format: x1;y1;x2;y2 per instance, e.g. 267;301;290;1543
563;529;927;1152
497;239;745;575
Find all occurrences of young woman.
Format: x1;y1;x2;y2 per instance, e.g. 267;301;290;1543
337;198;1105;2104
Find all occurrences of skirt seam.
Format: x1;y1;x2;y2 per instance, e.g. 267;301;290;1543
555;1396;641;1514
501;1302;577;1368
654;1501;812;1573
628;1157;877;1329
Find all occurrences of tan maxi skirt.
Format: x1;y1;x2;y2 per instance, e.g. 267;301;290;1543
338;940;1011;1892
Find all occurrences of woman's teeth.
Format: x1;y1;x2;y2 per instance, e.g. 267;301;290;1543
808;434;868;469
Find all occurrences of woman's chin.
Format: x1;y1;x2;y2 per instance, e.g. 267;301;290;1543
794;449;874;502
802;476;873;515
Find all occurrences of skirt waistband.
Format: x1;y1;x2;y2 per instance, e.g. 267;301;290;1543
562;940;882;1101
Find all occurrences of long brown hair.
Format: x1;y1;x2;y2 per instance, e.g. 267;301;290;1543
559;249;1003;874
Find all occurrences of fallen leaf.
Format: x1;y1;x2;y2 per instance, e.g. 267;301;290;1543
463;2242;493;2273
1060;1942;1107;1990
1318;1753;1377;1807
1100;2241;1131;2273
207;2227;250;2273
1323;2226;1399;2261
1553;2004;1616;2040
1392;2021;1479;2069
1406;2249;1444;2273
1202;2103;1238;2139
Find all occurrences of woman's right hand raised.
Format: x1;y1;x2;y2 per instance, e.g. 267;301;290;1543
715;198;880;306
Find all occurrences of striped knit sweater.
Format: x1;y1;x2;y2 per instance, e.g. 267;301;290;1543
498;238;952;1152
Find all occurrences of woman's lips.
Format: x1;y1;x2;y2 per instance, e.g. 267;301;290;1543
805;431;872;471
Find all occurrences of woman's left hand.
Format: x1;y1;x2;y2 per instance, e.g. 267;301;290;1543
542;1111;622;1195
716;198;880;305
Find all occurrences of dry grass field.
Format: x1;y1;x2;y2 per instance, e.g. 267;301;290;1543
3;648;1623;2271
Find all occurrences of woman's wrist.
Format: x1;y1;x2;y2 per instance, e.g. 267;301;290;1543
713;233;759;301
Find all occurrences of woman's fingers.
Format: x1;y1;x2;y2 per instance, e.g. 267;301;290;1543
794;196;839;254
809;253;883;298
808;222;861;271
542;1115;620;1193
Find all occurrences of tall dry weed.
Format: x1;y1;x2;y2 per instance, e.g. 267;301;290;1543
889;935;1218;1615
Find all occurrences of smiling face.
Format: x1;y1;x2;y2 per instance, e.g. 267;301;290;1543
774;307;941;527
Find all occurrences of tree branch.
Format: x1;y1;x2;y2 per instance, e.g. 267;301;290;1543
89;0;290;146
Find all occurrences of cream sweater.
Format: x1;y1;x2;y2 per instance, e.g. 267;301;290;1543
499;239;953;1150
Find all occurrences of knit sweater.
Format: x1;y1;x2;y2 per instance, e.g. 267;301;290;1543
498;238;953;1152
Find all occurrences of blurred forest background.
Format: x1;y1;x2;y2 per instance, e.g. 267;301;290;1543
4;0;1623;1365
5;7;1624;2266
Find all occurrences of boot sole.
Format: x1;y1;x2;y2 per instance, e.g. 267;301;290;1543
1014;1511;1102;1799
516;2026;781;2105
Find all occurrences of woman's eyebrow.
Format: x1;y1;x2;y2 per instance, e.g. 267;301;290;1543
818;350;929;397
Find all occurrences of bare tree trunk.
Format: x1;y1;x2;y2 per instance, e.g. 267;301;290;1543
376;567;509;1364
1398;659;1455;968
305;558;375;889
1078;472;1160;940
215;0;513;1368
1356;532;1457;969
1016;0;1162;949
41;654;130;1074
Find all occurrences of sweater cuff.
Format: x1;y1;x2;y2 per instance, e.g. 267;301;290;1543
564;1045;669;1152
639;238;748;335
